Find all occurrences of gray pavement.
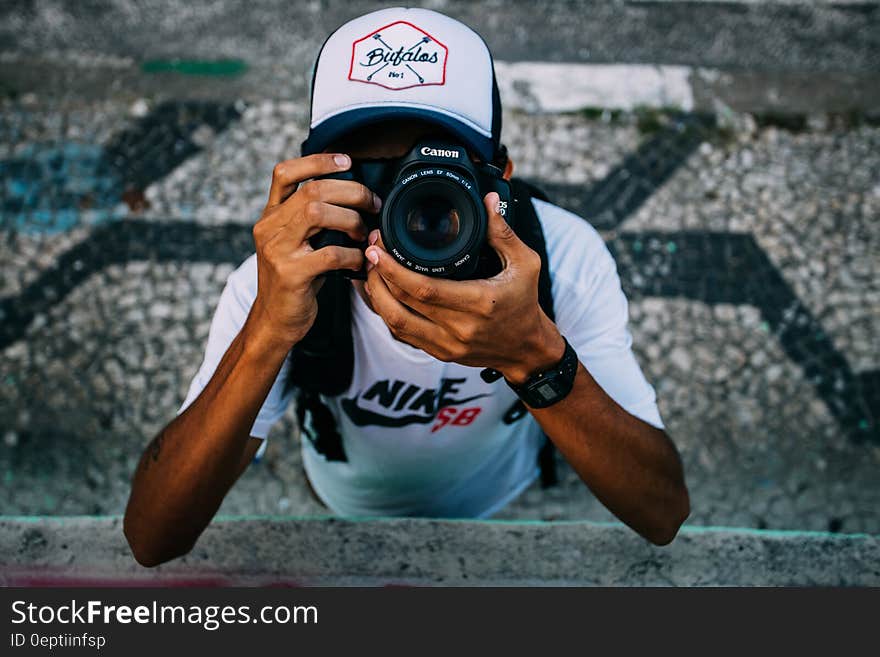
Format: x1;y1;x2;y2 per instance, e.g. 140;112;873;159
2;0;878;71
2;96;877;534
2;1;880;114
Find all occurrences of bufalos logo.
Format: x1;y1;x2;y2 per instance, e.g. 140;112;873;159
348;21;448;90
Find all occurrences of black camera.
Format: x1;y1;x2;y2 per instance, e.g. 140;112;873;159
309;139;513;280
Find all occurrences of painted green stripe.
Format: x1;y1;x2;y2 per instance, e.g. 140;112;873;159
0;515;875;540
140;59;247;76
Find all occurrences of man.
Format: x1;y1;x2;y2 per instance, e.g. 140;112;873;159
124;7;689;567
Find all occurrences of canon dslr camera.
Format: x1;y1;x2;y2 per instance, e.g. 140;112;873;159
310;139;513;280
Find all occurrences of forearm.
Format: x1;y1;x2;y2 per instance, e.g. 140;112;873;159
528;363;690;544
123;312;291;565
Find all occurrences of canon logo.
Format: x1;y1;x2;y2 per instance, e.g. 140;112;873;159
420;146;460;158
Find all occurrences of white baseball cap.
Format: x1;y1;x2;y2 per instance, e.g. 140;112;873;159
301;6;503;162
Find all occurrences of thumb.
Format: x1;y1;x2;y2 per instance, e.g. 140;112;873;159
484;191;526;270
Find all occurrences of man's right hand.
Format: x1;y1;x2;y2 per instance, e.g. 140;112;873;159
124;153;382;567
249;153;382;347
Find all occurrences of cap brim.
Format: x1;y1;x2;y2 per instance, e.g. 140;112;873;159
301;107;496;162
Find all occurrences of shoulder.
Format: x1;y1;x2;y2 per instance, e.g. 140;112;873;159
531;198;616;289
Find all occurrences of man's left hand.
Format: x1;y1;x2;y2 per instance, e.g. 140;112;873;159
364;191;566;385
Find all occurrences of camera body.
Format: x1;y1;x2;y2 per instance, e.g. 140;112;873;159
309;139;513;280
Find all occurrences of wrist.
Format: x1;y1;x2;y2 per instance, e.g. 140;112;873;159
502;316;566;386
241;307;299;364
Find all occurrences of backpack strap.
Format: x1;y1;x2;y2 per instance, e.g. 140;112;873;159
288;274;353;462
508;178;558;488
509;178;554;323
295;388;348;462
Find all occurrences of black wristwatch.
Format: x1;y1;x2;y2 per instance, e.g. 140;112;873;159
503;337;579;408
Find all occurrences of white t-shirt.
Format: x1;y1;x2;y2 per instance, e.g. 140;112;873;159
179;199;663;518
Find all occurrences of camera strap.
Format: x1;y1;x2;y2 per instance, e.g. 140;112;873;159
287;177;559;486
509;178;558;488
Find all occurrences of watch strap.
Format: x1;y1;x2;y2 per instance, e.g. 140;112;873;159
506;337;578;408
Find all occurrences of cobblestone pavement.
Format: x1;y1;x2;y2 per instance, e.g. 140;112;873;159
1;90;878;534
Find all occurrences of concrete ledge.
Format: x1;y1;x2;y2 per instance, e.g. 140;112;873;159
0;517;877;586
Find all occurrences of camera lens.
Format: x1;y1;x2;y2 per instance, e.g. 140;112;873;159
404;196;461;249
381;165;487;278
389;179;477;265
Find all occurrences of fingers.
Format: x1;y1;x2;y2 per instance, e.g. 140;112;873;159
298;202;367;243
302;245;364;277
259;178;381;245
484;191;534;272
380;274;474;327
296;178;382;214
365;268;449;352
364;240;483;311
266;153;352;208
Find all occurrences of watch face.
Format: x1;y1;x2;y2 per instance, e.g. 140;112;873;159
535;382;557;401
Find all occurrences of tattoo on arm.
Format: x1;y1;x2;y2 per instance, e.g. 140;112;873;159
142;430;166;470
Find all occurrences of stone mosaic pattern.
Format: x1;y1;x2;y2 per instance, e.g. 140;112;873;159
1;96;877;534
624;119;880;374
